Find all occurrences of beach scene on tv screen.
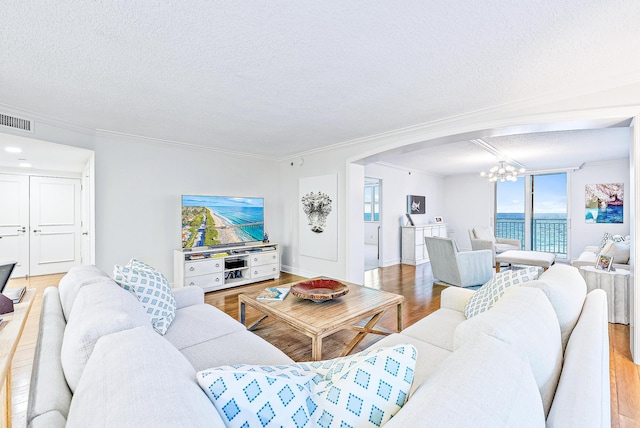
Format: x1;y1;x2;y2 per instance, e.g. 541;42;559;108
182;195;264;248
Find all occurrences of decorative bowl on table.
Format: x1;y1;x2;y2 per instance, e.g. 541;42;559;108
290;278;349;302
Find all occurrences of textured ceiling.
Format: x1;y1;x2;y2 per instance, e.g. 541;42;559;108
1;1;640;160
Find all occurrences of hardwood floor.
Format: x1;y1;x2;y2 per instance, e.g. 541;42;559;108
8;265;639;427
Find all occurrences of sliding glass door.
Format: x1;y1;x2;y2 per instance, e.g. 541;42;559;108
495;172;567;258
531;173;567;257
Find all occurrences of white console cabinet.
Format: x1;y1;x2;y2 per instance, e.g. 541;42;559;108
174;243;279;292
401;224;447;265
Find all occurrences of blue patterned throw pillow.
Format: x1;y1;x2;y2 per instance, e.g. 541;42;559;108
464;266;541;318
197;344;417;428
197;364;317;428
113;259;176;335
300;344;417;428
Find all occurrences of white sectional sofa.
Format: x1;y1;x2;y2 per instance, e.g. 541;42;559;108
27;263;610;427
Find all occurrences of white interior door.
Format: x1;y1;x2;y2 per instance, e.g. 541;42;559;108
29;176;81;275
81;164;91;264
0;174;29;277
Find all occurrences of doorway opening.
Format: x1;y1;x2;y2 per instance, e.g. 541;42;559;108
364;177;381;271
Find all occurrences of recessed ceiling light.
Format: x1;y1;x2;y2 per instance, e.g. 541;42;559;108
5;147;22;153
18;162;32;168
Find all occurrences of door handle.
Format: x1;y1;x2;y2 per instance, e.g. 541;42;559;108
82;232;89;235
33;229;41;233
17;226;26;232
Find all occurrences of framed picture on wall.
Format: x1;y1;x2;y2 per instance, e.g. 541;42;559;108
407;195;425;214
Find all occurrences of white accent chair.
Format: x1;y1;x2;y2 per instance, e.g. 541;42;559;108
468;226;521;267
424;236;493;288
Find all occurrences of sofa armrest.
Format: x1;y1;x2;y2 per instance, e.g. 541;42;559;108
440;287;475;312
173;286;204;309
496;237;521;247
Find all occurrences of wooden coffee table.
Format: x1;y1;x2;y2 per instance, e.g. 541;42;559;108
239;281;403;361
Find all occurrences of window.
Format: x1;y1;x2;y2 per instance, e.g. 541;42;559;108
364;179;380;222
495;173;567;257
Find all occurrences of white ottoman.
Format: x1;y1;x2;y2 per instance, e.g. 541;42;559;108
578;266;630;324
495;250;556;273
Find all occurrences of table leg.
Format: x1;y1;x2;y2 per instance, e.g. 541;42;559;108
311;336;323;361
2;365;11;428
341;312;385;357
239;301;246;325
397;302;404;331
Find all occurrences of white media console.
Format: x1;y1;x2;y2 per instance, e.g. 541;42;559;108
173;242;279;292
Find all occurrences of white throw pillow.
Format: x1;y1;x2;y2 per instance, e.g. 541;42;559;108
197;344;417;428
113;259;176;335
600;241;630;264
464;266;541;318
473;226;496;243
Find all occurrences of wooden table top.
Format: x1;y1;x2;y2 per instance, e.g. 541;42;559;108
0;289;36;387
239;282;403;338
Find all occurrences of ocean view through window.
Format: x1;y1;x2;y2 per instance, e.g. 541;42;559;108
496;173;567;257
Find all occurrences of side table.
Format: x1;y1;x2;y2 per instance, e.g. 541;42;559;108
578;266;630;324
0;288;35;428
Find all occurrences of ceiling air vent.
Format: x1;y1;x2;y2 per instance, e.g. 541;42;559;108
0;113;33;133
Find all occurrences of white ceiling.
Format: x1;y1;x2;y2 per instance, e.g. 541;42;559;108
1;1;639;170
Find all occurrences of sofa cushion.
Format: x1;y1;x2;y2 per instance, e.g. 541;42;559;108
113;259;176;335
197;344;417;428
382;334;545;428
464;266;541;318
61;282;151;392
524;264;587;351
453;287;562;417
179;329;294;372
163;304;246;351
368;332;452;397
399;308;466;351
67;326;224;428
57;265;113;321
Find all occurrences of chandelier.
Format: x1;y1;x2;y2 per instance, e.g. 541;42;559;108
480;160;525;182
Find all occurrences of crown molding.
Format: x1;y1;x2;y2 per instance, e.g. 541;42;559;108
93;129;275;161
0;103;96;137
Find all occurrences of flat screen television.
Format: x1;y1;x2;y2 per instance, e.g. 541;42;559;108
181;195;264;249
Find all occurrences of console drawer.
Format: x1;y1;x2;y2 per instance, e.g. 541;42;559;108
184;272;224;288
250;251;279;267
250;263;279;279
184;258;224;277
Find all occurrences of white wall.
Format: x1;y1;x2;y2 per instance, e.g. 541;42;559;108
364;163;446;267
93;135;281;277
570;160;631;259
279;151;348;280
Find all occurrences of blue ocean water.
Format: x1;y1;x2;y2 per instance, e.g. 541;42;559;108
213;206;264;241
496;213;567;255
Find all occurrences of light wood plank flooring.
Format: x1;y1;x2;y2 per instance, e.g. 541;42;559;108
8;265;639;427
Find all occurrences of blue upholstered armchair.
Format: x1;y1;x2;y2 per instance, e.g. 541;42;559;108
424;236;493;288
